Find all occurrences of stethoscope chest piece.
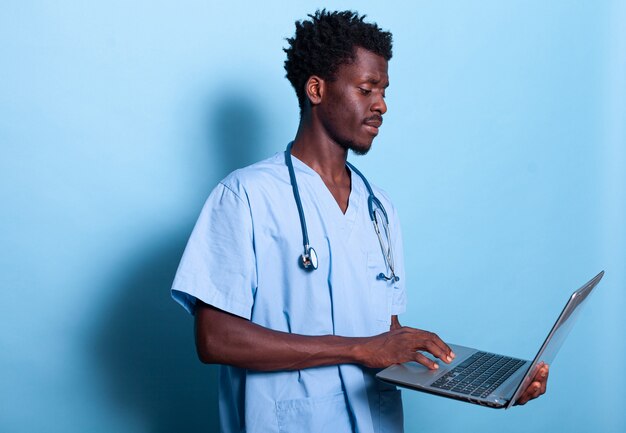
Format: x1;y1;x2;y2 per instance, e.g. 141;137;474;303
301;245;318;270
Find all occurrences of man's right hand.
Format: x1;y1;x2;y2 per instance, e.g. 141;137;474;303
357;327;455;369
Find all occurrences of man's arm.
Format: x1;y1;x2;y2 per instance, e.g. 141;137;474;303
195;301;454;371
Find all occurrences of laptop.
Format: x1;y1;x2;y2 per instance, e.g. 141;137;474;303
376;271;604;409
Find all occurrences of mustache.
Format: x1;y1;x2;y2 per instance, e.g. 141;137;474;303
363;115;383;125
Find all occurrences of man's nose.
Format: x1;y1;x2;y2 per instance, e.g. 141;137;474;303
371;93;387;115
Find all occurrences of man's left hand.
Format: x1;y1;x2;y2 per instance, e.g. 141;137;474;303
514;362;549;405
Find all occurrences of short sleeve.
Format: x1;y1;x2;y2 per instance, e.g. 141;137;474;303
171;181;257;318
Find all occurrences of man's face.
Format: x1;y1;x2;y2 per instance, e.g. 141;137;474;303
318;46;389;155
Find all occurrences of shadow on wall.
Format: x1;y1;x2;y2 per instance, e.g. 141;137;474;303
91;90;267;432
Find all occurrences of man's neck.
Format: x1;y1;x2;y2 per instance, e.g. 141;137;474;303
290;118;353;214
290;121;350;185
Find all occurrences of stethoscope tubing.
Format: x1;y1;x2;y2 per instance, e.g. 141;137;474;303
285;141;398;281
284;142;312;251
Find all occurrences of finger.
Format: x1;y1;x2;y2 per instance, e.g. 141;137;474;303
404;328;452;354
516;382;539;406
412;331;454;362
516;373;545;406
539;365;549;395
531;362;545;380
529;363;549;395
531;382;541;399
426;332;455;360
422;339;453;364
413;351;439;370
528;382;541;400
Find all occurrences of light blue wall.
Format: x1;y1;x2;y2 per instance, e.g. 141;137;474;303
1;1;624;432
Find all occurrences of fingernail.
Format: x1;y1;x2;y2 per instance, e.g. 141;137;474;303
446;355;452;362
433;363;439;369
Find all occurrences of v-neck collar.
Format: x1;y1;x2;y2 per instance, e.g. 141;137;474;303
289;154;362;235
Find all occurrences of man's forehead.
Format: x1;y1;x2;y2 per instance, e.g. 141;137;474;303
337;47;389;82
362;75;390;87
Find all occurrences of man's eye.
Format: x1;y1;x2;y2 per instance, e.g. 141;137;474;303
358;88;372;95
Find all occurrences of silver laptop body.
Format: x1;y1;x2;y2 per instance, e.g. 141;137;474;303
376;271;604;409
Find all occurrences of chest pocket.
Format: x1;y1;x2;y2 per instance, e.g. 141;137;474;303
366;251;393;327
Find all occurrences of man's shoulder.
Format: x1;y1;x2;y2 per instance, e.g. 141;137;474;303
219;152;288;198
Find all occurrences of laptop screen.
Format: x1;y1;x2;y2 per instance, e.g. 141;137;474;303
507;271;604;408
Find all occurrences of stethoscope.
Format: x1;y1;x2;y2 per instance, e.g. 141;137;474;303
285;141;399;282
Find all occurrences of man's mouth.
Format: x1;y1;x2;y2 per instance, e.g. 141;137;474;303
364;116;383;128
363;116;383;134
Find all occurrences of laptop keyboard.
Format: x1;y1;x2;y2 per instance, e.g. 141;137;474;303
430;351;526;398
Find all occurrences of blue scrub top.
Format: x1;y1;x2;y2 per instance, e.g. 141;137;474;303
172;151;407;433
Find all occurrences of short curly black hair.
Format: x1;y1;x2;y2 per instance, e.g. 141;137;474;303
284;9;393;112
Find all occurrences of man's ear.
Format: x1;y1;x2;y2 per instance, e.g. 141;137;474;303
304;75;324;106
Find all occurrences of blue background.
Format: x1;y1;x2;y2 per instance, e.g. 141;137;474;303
2;1;625;432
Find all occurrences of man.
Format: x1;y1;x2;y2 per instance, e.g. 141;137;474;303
171;10;548;433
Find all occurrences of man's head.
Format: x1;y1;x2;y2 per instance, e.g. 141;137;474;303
284;10;393;113
284;10;393;155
